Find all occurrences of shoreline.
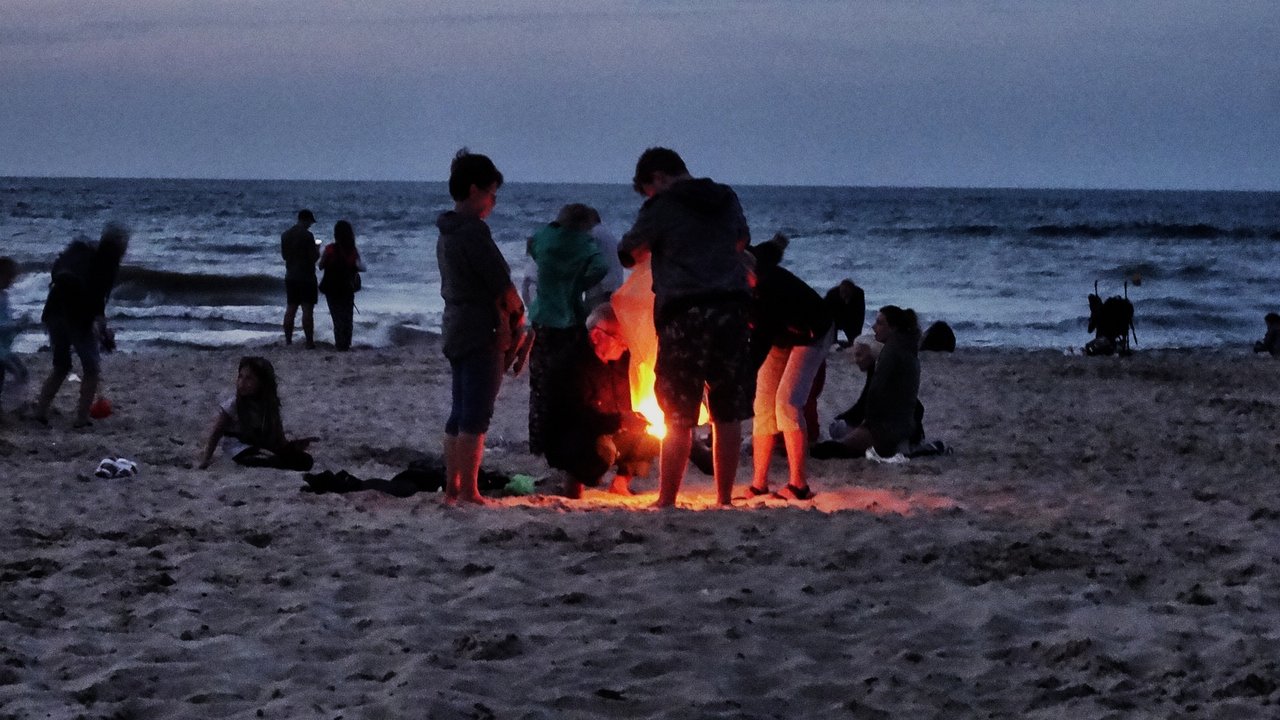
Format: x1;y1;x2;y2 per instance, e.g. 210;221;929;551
3;343;1279;716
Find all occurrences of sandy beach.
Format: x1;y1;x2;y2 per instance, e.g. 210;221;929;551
2;340;1278;718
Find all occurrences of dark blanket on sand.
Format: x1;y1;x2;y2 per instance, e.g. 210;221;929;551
301;454;512;497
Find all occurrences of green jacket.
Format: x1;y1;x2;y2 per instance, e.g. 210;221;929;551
527;223;608;328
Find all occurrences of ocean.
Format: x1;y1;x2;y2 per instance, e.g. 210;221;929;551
2;177;1278;353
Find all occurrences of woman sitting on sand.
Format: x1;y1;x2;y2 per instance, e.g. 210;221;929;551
198;356;314;470
812;306;921;459
811;333;926;459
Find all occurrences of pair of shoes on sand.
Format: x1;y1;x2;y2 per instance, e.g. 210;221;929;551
95;457;139;479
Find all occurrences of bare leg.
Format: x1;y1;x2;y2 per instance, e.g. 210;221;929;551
607;474;633;496
301;304;316;348
443;433;458;502
750;432;774;493
453;432;487;505
711;420;741;506
34;369;68;422
73;372;99;428
283;303;298;344
781;428;809;491
656;425;693;508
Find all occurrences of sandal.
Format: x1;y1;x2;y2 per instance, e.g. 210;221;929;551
743;485;771;498
773;484;816;501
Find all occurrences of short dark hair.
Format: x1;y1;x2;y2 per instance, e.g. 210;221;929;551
1266;312;1280;325
0;256;17;280
298;209;316;224
448;148;504;202
632;147;688;195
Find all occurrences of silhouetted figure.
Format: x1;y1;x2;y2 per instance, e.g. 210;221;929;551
281;209;320;348
318;220;365;351
1253;312;1280;357
33;224;129;428
919;321;956;352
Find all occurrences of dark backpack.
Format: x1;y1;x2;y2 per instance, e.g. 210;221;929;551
1085;281;1137;356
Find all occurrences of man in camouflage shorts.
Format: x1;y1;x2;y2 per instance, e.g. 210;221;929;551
619;147;754;507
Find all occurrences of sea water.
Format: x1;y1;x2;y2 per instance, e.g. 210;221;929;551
2;177;1277;352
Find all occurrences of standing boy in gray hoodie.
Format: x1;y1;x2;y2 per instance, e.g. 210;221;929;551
618;147;754;507
436;149;525;504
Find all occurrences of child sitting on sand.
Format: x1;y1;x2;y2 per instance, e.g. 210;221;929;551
198;356;314;470
0;257;29;418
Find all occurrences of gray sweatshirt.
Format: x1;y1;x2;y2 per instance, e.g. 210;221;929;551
436;210;518;360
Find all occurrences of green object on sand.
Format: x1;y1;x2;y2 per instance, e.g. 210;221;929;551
504;473;537;496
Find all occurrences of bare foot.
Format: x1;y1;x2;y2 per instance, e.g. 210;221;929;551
607;478;633;496
455;492;489;506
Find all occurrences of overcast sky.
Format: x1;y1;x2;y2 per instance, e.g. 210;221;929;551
1;0;1276;190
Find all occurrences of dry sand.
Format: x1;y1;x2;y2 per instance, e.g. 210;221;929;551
2;341;1278;718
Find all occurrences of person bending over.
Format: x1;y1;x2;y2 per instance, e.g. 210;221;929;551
33;224;129;428
742;243;833;501
618;147;754;507
198;356;314;470
543;304;659;498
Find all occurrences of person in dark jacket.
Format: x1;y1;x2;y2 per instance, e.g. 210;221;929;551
542;304;659;498
742;241;833;501
617;147;754;507
318;220;366;351
814;306;921;458
281;209;320;348
437;149;524;505
33;223;129;428
811;333;926;459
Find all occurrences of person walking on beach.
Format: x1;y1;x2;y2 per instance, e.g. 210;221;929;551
437;149;525;505
318;220;365;351
281;209;320;348
32;223;129;428
618;147;754;507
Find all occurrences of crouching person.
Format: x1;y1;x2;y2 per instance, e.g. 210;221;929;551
543;304;659;498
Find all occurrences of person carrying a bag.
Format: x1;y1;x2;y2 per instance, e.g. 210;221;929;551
318;220;365;351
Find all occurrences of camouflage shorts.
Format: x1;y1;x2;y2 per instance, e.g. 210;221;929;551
655;301;755;427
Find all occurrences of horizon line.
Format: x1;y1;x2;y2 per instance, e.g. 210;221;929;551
2;173;1277;195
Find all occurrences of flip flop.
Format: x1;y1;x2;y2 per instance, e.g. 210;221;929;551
773;484;816;501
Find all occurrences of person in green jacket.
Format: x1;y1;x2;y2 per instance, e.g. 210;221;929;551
525;203;609;457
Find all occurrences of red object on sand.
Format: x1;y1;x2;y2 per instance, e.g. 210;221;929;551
89;396;112;419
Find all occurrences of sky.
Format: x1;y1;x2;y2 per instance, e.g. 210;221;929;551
1;0;1277;190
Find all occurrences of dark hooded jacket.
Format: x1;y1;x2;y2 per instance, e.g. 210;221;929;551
618;178;750;324
436;210;519;360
